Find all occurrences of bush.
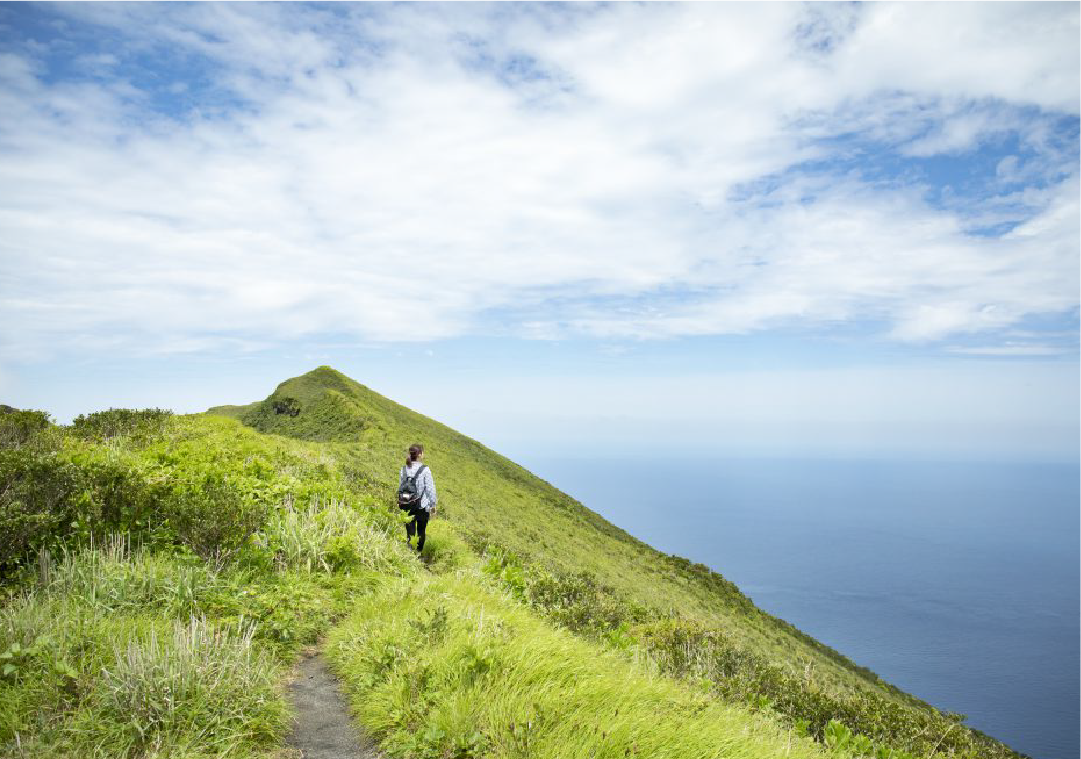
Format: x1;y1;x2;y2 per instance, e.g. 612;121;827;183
0;409;53;449
158;473;266;567
271;397;301;417
481;543;656;636
0;446;162;577
635;618;1012;759
70;408;173;443
0;449;82;574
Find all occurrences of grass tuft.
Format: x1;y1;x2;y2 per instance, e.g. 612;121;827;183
254;497;414;575
93;615;285;755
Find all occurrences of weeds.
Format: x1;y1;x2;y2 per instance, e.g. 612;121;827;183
93;615;284;755
254;496;411;574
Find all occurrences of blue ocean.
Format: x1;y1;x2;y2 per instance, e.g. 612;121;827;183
514;455;1079;759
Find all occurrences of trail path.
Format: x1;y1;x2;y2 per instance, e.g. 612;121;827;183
286;650;384;759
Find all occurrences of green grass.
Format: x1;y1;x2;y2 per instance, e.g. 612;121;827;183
0;369;1026;759
326;570;832;759
2;544;284;757
215;368;938;701
0;413;415;757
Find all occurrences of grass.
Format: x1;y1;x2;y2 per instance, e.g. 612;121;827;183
326;570;833;759
231;367;925;699
0;369;1026;759
92;615;280;756
1;550;287;758
0;467;413;757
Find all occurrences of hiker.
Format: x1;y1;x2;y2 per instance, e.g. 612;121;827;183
398;442;437;552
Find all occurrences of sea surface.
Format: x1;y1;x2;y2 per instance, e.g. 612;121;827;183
513;455;1079;759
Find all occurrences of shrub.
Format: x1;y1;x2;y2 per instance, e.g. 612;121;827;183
635;617;1015;758
0;409;53;449
0;446;163;577
158;473;266;567
70;408;173;443
271;397;301;417
0;449;82;574
481;543;656;635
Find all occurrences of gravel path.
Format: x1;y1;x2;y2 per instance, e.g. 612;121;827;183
286;651;384;759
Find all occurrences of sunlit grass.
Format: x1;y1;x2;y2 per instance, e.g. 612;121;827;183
1;373;1024;759
327;570;832;759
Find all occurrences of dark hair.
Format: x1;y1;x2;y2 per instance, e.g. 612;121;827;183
406;443;423;466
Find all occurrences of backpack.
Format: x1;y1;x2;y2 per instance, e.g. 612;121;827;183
397;464;427;511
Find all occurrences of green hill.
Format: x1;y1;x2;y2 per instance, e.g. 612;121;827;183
0;367;1023;759
216;366;895;696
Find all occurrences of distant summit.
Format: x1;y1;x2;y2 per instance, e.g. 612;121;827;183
208;366;396;443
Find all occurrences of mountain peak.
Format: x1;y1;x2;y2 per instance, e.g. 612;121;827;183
208;366;420;444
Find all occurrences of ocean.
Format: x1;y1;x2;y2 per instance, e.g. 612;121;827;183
513;455;1080;759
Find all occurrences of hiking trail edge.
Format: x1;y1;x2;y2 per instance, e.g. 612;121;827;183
286;650;384;759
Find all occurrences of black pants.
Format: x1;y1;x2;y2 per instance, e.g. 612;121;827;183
406;509;429;550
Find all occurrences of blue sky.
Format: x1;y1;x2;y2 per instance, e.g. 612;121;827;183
0;2;1078;461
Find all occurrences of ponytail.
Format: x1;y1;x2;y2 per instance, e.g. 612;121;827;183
405;443;423;466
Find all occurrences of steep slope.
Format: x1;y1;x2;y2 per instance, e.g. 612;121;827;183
3;379;1020;759
209;366;909;702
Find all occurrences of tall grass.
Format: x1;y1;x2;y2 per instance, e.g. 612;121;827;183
0;538;336;757
92;615;284;756
326;572;835;759
478;540;1005;759
2;388;1025;759
254;496;413;575
34;536;219;616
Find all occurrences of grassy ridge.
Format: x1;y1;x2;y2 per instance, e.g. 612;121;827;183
220;366;1023;759
217;367;922;700
0;370;1026;758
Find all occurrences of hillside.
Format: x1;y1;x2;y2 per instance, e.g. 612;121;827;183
213;367;917;698
213;367;1018;754
0;369;1023;759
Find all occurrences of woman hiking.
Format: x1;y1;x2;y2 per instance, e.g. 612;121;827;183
399;443;437;553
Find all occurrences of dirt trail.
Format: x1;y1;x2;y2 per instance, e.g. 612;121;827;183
286;651;384;759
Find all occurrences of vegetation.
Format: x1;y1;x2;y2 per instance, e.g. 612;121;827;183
327;572;830;759
0;367;1026;758
478;543;1011;759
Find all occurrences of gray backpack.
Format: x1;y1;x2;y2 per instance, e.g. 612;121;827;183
397;464;427;511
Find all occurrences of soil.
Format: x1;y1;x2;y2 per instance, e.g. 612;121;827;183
285;650;385;759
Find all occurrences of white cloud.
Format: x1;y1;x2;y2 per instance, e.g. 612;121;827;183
827;2;1079;113
0;3;1077;360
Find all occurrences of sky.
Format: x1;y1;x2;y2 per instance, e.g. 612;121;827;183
0;2;1078;462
